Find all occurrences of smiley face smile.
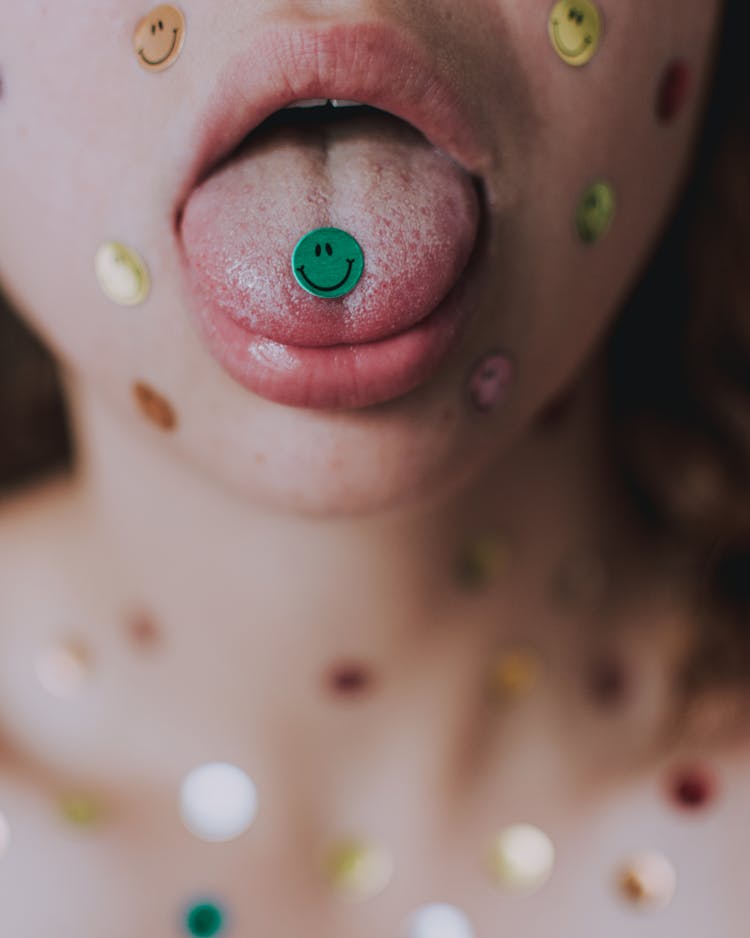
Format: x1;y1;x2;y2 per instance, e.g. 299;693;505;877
138;28;179;66
133;5;186;72
296;259;356;293
292;228;365;299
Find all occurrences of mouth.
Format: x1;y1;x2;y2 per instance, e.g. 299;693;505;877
297;259;356;293
172;19;496;410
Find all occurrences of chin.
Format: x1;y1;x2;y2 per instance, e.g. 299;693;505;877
181;386;503;519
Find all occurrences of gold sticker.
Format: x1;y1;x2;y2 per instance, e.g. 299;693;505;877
549;0;603;67
487;645;544;701
133;5;186;72
322;838;394;901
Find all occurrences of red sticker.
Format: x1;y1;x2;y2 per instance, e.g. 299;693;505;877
657;60;691;123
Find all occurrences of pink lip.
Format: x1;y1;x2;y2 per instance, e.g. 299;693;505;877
173;18;494;410
173;19;494;216
189;229;488;410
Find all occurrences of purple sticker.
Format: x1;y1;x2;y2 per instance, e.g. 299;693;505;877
468;353;514;412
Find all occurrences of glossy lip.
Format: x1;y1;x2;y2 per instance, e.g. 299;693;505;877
188;198;492;410
173;18;494;221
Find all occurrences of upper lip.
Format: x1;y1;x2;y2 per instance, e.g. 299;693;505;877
174;18;494;222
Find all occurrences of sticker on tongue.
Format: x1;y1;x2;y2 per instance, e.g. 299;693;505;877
292;228;365;299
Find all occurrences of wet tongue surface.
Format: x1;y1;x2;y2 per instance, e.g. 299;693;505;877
180;111;481;347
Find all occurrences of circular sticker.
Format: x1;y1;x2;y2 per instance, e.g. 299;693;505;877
468;352;514;412
94;241;150;305
292;227;365;299
576;181;616;244
133;4;186;72
548;0;603;67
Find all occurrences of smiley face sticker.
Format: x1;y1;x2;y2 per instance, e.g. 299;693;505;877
549;0;602;67
576;181;616;244
292;228;365;299
134;5;186;72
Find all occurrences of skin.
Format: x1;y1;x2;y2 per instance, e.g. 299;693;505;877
0;1;745;935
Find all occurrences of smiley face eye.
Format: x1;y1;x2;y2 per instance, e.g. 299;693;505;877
326;243;333;256
158;19;164;30
151;23;156;34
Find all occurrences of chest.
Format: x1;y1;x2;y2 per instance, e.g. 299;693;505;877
0;742;746;938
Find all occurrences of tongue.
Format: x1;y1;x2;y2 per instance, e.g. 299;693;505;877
180;111;481;347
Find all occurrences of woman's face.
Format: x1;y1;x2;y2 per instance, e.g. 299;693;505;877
0;0;724;516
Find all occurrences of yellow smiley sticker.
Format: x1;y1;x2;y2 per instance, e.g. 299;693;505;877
133;4;186;72
548;0;602;67
576;181;616;244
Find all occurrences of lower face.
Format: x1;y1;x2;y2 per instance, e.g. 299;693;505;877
0;0;724;515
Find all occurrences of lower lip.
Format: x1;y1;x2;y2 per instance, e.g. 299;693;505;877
182;242;486;411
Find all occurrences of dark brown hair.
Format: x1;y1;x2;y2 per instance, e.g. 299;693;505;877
0;290;72;495
605;0;750;737
1;2;748;734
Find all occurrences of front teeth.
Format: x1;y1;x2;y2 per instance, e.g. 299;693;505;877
284;98;364;108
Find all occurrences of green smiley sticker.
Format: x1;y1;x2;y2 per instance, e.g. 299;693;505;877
576;181;616;244
292;227;365;299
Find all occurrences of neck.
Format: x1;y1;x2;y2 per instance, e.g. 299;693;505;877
56;354;650;811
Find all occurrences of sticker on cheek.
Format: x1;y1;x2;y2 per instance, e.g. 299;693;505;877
133;381;178;431
467;352;514;412
656;60;692;123
134;4;186;72
548;0;603;67
575;181;616;244
95;241;151;305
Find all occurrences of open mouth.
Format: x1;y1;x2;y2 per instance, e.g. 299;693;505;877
173;21;496;408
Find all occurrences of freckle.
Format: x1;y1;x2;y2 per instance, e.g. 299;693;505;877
133;381;177;431
254;452;266;465
328;457;345;471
